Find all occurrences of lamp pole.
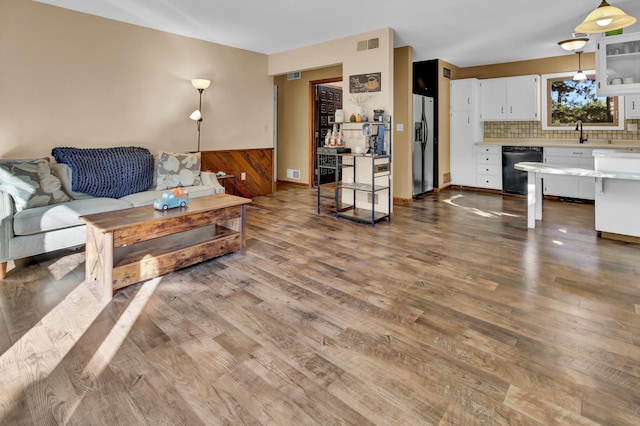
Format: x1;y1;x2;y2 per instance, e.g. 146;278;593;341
196;88;204;152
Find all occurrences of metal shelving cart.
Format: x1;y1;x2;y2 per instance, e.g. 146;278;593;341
316;115;392;226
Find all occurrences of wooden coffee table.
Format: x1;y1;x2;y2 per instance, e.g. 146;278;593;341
80;194;251;299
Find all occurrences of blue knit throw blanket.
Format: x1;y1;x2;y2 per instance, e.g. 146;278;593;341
52;146;154;198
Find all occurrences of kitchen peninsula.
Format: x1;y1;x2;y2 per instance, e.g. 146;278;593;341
515;148;640;239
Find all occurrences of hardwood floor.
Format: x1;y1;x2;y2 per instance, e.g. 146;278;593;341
1;186;639;425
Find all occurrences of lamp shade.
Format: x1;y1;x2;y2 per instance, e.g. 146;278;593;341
573;70;588;81
189;110;202;121
575;0;637;33
558;38;589;51
191;79;211;90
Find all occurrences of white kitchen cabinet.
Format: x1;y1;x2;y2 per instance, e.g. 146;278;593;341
479;75;541;121
479;78;507;120
450;78;478;112
543;147;595;200
474;145;502;190
450;79;483;187
596;32;640;96
625;94;640;118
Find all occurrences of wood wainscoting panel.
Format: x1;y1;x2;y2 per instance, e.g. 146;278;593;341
201;148;274;198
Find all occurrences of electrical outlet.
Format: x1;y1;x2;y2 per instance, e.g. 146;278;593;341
396;123;404;131
628;123;638;131
241;172;246;180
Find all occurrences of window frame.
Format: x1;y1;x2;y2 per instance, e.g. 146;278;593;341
541;71;624;131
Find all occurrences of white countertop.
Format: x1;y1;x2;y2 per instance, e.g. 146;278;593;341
478;138;640;149
592;148;640;157
514;162;640;181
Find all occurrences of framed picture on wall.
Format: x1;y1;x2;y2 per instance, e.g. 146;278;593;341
349;72;381;93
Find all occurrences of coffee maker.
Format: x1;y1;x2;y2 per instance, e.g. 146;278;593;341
363;123;385;155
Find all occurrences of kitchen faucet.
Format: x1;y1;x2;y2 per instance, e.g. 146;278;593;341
575;120;587;144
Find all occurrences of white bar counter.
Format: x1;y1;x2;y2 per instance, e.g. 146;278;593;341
515;152;640;236
593;149;640;238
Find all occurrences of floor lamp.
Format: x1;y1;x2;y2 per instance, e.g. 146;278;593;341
189;78;211;152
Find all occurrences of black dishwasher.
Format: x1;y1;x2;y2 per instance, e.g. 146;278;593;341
502;146;543;195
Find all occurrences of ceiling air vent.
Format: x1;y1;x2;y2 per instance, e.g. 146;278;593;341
357;37;380;52
287;71;301;81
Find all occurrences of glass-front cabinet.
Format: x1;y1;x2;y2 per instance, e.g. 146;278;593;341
596;32;640;96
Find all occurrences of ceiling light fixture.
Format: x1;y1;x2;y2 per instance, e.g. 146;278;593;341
573;51;587;81
575;0;637;34
558;37;589;51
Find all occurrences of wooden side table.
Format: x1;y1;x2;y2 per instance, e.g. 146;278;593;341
217;174;236;195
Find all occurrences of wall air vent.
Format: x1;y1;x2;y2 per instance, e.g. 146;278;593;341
287;169;301;180
287;71;301;81
357;37;380;52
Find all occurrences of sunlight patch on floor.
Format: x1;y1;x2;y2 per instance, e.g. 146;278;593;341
0;277;159;423
444;194;522;219
84;279;159;377
0;282;105;421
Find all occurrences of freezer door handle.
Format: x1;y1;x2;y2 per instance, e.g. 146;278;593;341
424;121;429;145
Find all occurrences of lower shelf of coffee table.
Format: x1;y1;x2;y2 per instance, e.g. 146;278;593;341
112;224;240;291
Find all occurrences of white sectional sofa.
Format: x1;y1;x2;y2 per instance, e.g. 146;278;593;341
0;148;225;278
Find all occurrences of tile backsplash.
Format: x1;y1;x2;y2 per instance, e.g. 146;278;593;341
484;120;640;140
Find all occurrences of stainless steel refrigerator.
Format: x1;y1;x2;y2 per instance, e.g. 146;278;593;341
412;94;435;196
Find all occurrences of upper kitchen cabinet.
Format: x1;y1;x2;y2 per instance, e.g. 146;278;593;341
479;75;541;121
596;32;640;96
626;94;640;118
450;78;478;112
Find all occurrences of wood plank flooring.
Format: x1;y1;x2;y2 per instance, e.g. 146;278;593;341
1;186;639;425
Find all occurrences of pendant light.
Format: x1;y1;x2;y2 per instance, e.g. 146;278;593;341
573;51;587;81
575;0;637;34
558;37;589;51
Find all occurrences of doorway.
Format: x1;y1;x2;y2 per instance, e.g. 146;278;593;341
311;81;342;186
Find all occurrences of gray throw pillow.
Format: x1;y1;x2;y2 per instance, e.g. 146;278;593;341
0;157;71;211
155;151;202;190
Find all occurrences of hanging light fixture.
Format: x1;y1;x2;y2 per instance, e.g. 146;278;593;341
558;37;589;51
573;51;587;81
575;0;637;34
189;78;211;152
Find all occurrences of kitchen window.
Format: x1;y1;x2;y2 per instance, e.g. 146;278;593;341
541;71;624;130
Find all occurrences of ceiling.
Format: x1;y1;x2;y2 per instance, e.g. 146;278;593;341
35;0;640;68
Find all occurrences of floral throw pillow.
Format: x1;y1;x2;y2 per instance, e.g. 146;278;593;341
0;157;71;212
154;151;202;190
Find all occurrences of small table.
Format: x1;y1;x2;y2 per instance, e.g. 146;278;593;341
217;175;236;195
81;194;251;299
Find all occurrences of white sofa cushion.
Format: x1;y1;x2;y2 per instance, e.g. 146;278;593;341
13;197;132;236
